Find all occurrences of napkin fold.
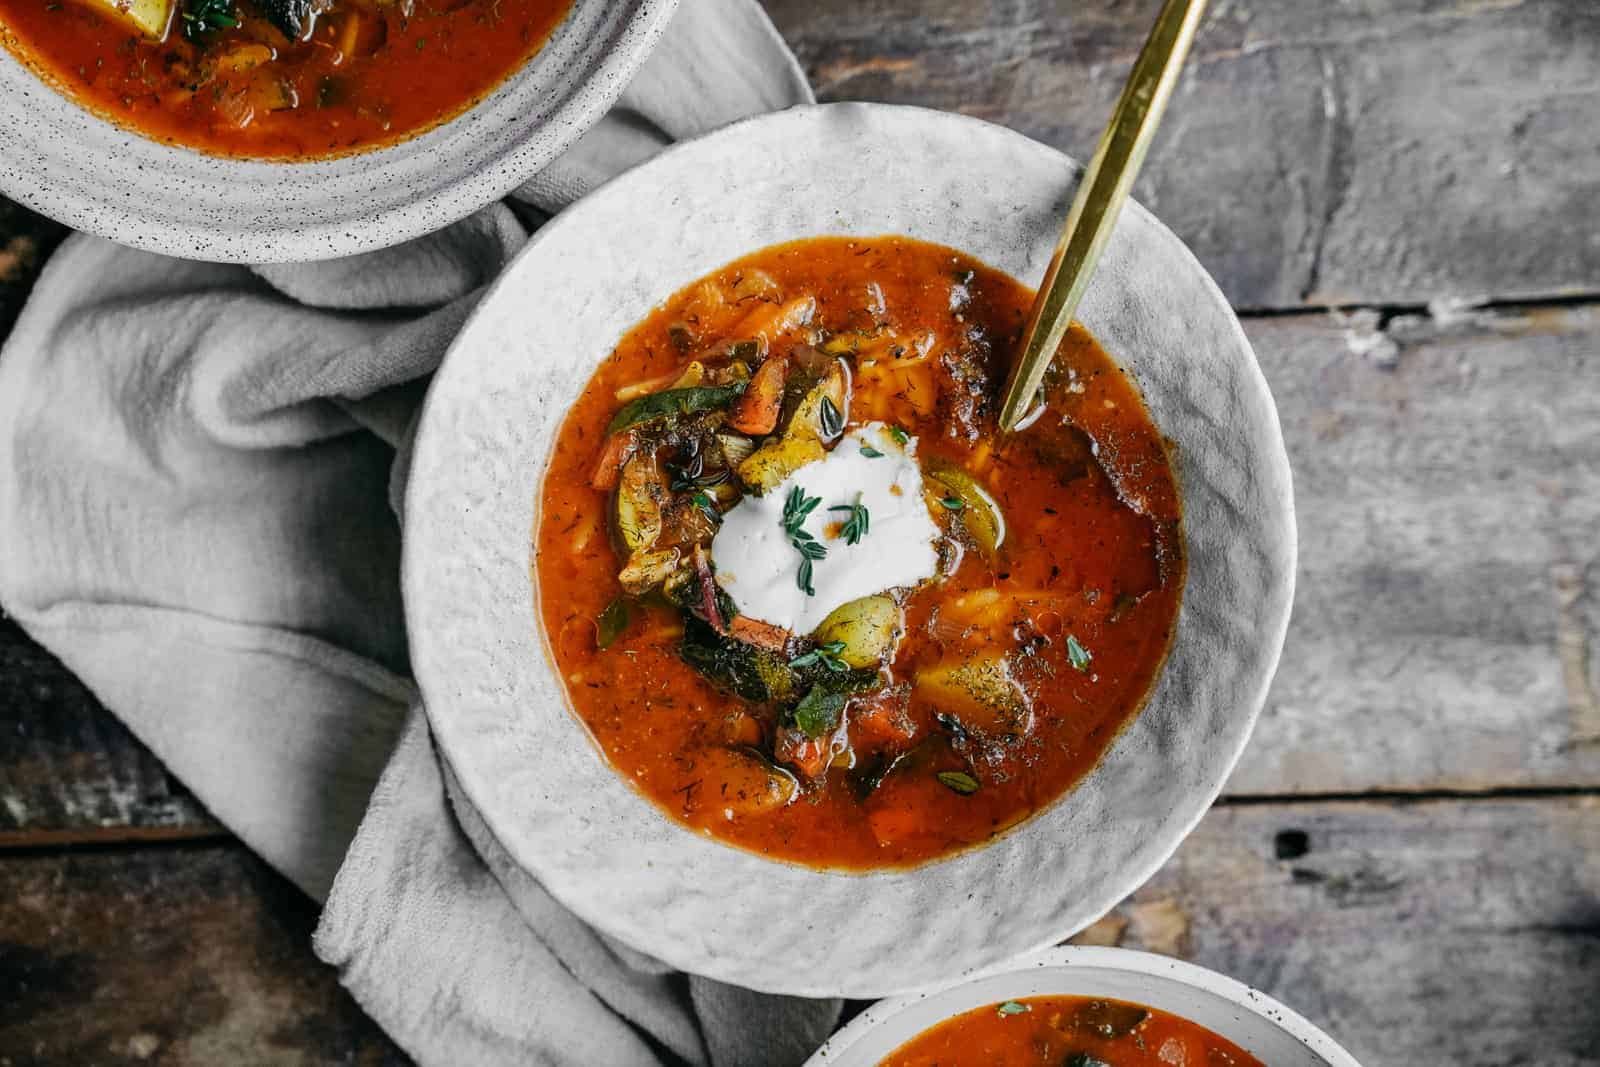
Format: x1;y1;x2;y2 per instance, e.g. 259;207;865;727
0;2;841;1062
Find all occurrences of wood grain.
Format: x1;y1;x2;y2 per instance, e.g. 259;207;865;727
761;0;1600;310
1235;302;1600;793
0;619;216;841
1074;795;1600;1067
1;799;1593;1065
0;843;405;1065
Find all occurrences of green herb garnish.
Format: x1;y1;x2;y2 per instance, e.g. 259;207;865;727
595;597;631;650
818;395;844;439
888;425;910;445
782;486;828;595
859;444;884;458
1066;634;1093;672
181;0;237;39
939;495;964;511
828;496;870;546
997;1001;1031;1017
790;641;849;673
937;770;980;795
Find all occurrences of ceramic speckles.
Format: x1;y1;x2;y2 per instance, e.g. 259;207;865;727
0;1;678;262
403;104;1298;997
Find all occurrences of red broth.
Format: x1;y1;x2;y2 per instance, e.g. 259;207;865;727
535;236;1183;869
0;0;571;158
881;995;1266;1067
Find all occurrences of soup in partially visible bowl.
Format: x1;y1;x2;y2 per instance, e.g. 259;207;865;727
0;0;572;158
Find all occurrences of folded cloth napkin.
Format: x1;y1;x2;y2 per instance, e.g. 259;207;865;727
0;2;843;1063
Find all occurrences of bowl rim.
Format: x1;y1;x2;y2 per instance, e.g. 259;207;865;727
805;945;1364;1067
402;101;1297;996
0;0;679;263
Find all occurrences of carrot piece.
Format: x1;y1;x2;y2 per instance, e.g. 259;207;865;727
775;730;830;780
727;354;788;435
728;614;791;652
589;430;633;490
866;800;925;847
851;686;917;747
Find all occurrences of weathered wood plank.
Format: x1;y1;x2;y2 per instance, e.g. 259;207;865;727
0;844;405;1065
1072;795;1600;1067
0;619;216;840
0;198;63;340
1235;302;1600;793
1;799;1593;1065
3;300;1597;836
761;0;1600;310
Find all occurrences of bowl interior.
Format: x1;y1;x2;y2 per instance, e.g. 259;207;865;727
0;0;677;261
809;947;1362;1067
403;102;1296;996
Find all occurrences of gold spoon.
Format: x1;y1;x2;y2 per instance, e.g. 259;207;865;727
997;0;1210;433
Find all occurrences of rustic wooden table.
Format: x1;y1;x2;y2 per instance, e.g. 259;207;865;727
3;1;1598;1063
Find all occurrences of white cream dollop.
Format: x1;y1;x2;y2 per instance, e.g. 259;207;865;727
710;423;940;633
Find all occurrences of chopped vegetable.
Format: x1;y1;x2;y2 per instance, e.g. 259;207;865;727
728;354;788;435
90;0;176;37
691;748;798;818
1071;1000;1150;1038
716;432;756;467
786;360;850;444
595;597;631;649
937;770;980;795
927;460;1006;557
618;547;680;596
589;430;634;491
680;616;798;702
737;436;826;495
613;453;665;553
606;383;745;435
913;654;1030;736
728;615;791;652
811;595;902;669
792;686;847;740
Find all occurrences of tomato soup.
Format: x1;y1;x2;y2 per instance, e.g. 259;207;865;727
882;996;1265;1067
535;236;1183;869
0;0;571;158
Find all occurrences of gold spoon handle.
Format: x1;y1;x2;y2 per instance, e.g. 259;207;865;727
997;0;1210;432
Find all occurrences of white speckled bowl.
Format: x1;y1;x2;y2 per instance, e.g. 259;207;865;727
0;0;676;262
807;947;1362;1066
404;103;1296;996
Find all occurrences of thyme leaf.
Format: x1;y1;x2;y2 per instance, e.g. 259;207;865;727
828;495;870;546
1067;634;1093;672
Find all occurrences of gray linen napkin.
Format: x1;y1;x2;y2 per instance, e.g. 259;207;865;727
0;2;842;1062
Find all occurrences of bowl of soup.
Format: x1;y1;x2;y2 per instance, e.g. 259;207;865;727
0;0;677;260
403;102;1296;995
808;946;1362;1066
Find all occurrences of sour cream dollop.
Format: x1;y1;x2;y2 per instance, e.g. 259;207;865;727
711;422;940;633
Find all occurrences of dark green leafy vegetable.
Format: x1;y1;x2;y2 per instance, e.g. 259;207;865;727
936;770;980;795
181;0;238;39
793;687;846;739
679;616;797;702
829;497;869;546
1067;634;1093;672
789;669;880;738
996;1000;1030;1016
595;597;631;650
607;383;745;435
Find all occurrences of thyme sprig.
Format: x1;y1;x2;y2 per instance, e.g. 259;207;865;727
782;485;827;596
828;495;870;546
